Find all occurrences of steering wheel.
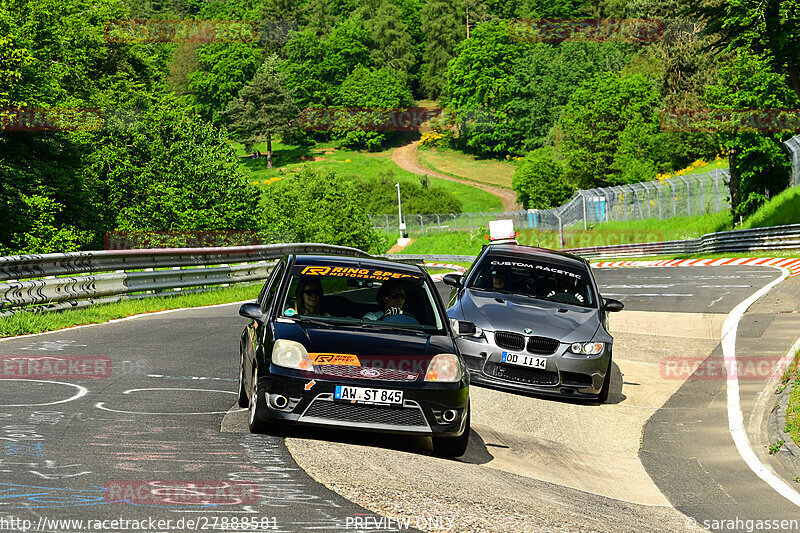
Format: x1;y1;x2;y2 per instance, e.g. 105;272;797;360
377;310;420;325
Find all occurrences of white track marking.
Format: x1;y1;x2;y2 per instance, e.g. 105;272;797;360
95;387;246;415
0;379;88;407
721;266;800;507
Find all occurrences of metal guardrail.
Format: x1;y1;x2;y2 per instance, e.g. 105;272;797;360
1;224;798;315
0;243;372;313
391;224;800;262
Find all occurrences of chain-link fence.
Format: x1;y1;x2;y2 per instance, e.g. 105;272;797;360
370;169;731;237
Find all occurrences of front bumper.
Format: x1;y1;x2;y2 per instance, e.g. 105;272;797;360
253;366;469;437
455;334;610;399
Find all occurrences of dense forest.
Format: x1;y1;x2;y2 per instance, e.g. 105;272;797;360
1;0;798;254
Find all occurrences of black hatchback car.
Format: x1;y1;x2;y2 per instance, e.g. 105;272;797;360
444;244;623;402
237;254;472;457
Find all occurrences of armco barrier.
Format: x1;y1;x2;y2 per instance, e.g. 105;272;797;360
1;224;798;314
0;243;372;313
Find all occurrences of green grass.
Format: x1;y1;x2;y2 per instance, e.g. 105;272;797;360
741;186;800;229
416;147;517;189
0;284;260;338
238;141;502;213
786;348;800;447
392;211;734;256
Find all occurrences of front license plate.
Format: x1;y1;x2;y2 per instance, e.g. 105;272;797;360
334;385;403;405
501;351;547;370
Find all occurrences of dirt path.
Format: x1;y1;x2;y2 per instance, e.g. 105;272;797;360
391;141;521;212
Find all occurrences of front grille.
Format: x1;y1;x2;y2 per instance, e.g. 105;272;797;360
494;331;525;351
316;365;419;381
484;362;558;386
302;399;426;426
526;336;560;355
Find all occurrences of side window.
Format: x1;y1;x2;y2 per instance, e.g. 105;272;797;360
259;261;286;312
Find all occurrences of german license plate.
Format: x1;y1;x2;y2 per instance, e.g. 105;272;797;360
501;351;547;370
334;385;403;405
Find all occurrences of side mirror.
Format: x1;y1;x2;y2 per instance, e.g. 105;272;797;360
451;319;482;337
239;302;264;321
442;273;463;288
602;298;624;312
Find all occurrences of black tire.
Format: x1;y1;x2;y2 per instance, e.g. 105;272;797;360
432;406;470;458
597;358;612;403
248;367;267;433
237;349;248;408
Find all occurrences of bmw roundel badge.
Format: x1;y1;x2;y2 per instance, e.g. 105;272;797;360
523;328;533;334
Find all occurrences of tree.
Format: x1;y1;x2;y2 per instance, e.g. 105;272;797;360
359;0;416;84
512;147;574;209
283;20;373;108
82;99;260;237
443;20;527;155
558;72;662;188
224;55;298;168
335;65;414;150
420;0;463;99
186;43;262;123
260;166;386;253
688;0;800;100
704;50;799;219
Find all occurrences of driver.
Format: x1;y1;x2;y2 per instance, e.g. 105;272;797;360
363;279;406;320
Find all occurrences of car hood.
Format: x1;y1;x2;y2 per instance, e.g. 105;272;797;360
460;289;601;342
274;321;455;358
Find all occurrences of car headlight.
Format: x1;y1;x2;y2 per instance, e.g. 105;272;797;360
568;342;605;356
272;339;313;370
425;353;462;382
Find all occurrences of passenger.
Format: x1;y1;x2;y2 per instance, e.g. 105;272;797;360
491;266;510;290
295;277;326;316
363;279;406;320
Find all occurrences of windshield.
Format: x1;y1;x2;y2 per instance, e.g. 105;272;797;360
279;264;444;332
467;256;597;308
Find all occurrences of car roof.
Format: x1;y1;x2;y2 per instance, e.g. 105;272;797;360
290;254;424;274
481;244;588;268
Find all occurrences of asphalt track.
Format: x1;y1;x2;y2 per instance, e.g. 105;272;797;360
0;266;798;532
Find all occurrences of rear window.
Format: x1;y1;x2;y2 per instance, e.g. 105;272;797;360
278;264;445;331
468;256;597;308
